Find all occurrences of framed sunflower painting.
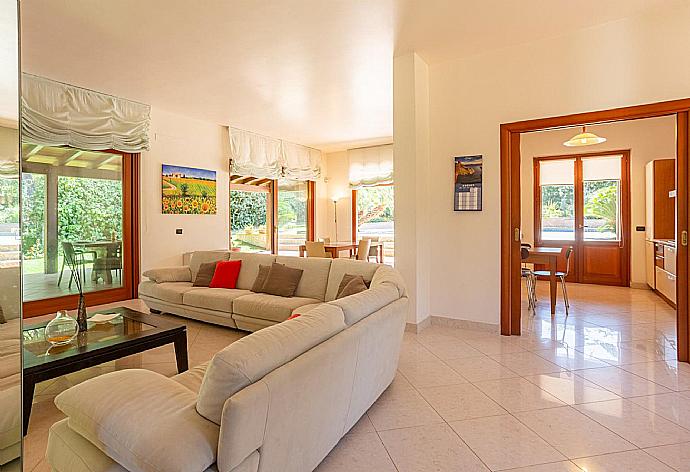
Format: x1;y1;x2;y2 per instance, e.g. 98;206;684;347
162;164;217;214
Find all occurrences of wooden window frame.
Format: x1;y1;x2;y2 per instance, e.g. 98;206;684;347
23;150;141;318
500;98;690;365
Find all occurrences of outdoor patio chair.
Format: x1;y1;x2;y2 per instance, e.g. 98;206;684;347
58;242;96;289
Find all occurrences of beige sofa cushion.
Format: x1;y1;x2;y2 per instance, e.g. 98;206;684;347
328;284;400;326
183;288;251;313
55;369;219;472
197;304;346;424
371;264;408;297
324;259;380;301
174;361;210;394
138;281;194;304
47;418;221;472
290;303;322;316
229;252;277;290
232;293;321;323
275;256;331;300
142;266;192;283
189;251;230;281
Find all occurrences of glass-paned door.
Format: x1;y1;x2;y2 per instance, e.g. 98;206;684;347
354;185;394;264
230;176;273;253
535;152;629;286
22;144;137;316
277;179;308;256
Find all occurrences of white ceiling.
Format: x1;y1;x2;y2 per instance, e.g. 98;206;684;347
0;0;18;124
17;0;687;150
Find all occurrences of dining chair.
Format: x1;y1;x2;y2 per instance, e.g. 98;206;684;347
533;246;573;315
352;239;372;261
305;241;331;258
58;241;96;289
520;247;537;311
362;235;380;262
320;237;331;244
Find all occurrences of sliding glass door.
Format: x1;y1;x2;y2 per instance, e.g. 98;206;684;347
22;144;139;316
230;175;314;255
353;185;395;264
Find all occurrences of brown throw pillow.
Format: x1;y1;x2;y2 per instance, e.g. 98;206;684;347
0;306;5;324
251;264;272;292
261;263;304;297
193;261;219;287
336;275;369;299
336;273;370;298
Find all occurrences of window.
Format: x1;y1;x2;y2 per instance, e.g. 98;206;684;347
21;144;139;316
353;185;394;264
582;155;621;241
538;159;575;241
229;175;314;255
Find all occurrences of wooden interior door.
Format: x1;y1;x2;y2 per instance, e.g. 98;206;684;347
534;151;631;286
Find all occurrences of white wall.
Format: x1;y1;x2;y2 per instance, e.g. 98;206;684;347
140;108;229;271
321;151;352;242
520;116;677;286
397;3;690;325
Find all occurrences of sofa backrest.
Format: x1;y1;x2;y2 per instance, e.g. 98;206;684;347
196;304;346;424
275;255;331;300
229;252;277;290
324;259;381;301
189;251;230;281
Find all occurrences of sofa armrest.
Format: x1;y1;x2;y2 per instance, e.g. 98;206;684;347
142;266;192;283
55;369;219;472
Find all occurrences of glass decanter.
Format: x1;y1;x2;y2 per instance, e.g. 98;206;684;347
44;310;79;346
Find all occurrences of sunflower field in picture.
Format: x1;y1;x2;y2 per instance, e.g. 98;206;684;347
162;164;217;214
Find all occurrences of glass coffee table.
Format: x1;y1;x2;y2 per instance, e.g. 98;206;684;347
22;306;188;434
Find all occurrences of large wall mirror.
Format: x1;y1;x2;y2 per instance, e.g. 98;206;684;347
0;0;21;470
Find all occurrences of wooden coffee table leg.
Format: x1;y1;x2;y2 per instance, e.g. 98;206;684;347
23;376;36;436
173;331;189;373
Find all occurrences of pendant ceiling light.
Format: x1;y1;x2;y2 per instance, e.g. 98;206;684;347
563;126;607;147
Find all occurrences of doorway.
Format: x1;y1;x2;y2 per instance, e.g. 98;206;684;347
533;151;631;286
500;99;690;363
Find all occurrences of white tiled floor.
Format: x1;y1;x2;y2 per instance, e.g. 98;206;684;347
24;281;690;471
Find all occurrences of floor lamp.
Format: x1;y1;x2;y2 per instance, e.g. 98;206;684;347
333;198;339;242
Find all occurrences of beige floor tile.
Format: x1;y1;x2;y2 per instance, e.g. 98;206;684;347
533;346;612;371
449;414;565;470
418;383;507;421
379;423;489;472
573;450;675;471
346;414;376;435
645;442;690;472
474;377;565;412
574;399;690;448
398;339;439;366
465;337;526;356
418;336;484;360
621;360;690;391
522;371;620;405
629;391;690;429
499;462;582;472
444;356;519;382
491;351;563;376
315;432;396;472
367;387;444;431
574;366;673;398
515;406;635;459
398;359;467;388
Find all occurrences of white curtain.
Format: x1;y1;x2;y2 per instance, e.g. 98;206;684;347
348;144;393;188
229;127;283;179
281;141;321;181
21;74;151;152
229;127;322;181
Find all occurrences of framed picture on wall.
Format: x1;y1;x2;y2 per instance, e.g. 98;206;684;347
162;164;217;214
454;155;483;211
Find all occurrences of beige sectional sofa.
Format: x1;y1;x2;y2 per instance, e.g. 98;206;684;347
138;251;395;331
46;251;408;472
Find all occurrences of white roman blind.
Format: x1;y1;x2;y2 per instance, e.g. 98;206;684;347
21;74;151;152
281;141;321;181
229;127;322;181
229;127;282;179
539;159;575;185
348;144;393;188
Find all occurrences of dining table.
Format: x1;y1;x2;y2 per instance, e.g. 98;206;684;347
524;246;563;315
298;241;384;261
73;240;122;283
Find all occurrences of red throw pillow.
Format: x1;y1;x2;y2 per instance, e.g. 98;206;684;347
286;313;301;320
209;260;242;289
